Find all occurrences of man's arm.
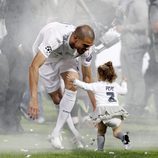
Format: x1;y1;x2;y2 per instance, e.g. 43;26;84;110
81;65;96;111
28;51;46;119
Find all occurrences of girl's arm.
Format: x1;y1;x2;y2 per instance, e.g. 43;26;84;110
73;79;95;91
116;80;127;95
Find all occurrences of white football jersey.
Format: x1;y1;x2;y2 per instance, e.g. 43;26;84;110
32;22;93;66
73;80;127;107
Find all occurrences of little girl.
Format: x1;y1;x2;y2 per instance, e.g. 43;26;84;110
69;61;130;151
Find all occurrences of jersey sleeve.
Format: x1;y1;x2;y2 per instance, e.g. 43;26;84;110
73;79;95;91
115;81;127;95
32;29;44;57
38;35;60;58
80;46;94;67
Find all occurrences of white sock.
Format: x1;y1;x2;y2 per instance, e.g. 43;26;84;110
54;104;81;139
116;132;124;141
97;135;105;151
52;89;77;137
66;114;81;139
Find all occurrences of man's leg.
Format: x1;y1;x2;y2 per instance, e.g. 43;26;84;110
52;71;78;135
71;100;80;128
49;89;77;149
49;91;80;133
53;102;83;148
52;89;77;137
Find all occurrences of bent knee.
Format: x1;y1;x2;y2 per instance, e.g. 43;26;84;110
64;79;78;91
97;122;107;136
61;71;79;91
49;92;62;105
65;84;77;91
53;98;61;105
106;118;122;129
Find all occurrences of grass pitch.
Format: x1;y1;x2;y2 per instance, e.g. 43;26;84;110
0;150;158;158
0;96;158;158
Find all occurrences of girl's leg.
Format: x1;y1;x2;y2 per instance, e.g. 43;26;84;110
97;121;107;151
112;125;130;149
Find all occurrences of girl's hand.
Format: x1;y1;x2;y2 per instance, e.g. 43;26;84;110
66;73;76;82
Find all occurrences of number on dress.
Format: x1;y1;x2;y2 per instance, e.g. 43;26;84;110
106;92;116;102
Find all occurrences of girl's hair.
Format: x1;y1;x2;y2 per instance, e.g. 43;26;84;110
97;61;117;83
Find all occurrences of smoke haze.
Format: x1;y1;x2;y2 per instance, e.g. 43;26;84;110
0;0;158;153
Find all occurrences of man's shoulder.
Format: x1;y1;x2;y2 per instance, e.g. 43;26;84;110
40;22;75;41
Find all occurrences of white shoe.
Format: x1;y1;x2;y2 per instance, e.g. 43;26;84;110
48;135;64;149
77;141;84;148
72;137;84;149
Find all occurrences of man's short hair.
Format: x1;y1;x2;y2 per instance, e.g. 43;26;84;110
74;25;95;41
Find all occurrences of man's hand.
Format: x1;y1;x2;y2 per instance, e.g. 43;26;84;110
28;100;39;120
28;51;45;120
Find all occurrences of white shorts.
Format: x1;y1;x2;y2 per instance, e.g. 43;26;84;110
105;117;122;129
39;58;79;93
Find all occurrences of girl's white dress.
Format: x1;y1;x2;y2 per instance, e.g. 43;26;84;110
73;79;128;124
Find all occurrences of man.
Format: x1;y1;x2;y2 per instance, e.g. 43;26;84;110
28;22;96;149
144;0;158;118
115;0;148;115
